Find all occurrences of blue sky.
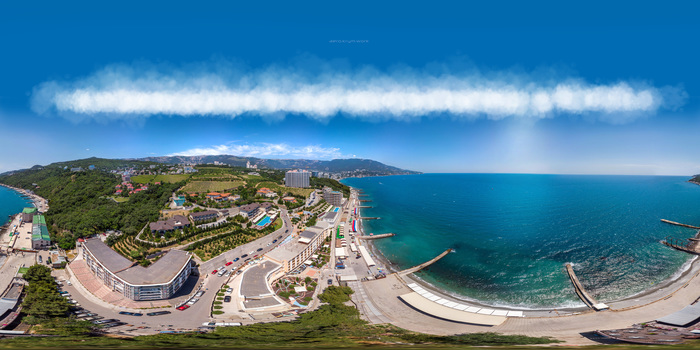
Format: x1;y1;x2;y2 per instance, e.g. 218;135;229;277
1;1;699;175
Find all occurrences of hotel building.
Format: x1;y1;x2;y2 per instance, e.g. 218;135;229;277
82;239;193;301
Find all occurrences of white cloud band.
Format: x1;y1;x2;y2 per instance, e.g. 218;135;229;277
172;143;344;159
31;62;685;123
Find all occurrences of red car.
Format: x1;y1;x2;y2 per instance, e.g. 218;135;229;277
176;305;190;311
211;270;218;275
225;262;233;266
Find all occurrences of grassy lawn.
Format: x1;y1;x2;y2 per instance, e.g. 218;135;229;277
132;174;191;184
257;181;314;197
17;267;29;274
182;180;245;193
107;196;129;203
273;217;283;230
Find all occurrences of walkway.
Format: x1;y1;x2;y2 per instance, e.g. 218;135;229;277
347;280;391;324
398;249;453;276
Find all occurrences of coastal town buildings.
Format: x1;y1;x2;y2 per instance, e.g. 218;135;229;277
256;187;277;198
285;169;311;188
149;215;190;233
265;222;331;273
82;238;193;301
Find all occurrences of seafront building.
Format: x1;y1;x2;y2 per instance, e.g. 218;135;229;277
31;215;51;249
266;222;331;273
82;238;193;301
285;170;311;188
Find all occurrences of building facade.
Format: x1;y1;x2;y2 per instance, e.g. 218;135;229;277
323;187;343;207
31;215;51;249
82;239;192;301
285;170;311;188
265;222;331;273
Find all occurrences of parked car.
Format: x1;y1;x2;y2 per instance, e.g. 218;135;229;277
146;311;171;316
102;322;127;328
225;261;233;266
327;279;333;285
195;291;205;297
211;270;218;275
226;288;233;294
241;254;248;258
223;296;231;303
233;257;239;262
278;235;283;239
272;239;277;244
93;319;118;324
118;311;143;316
266;242;271;246
176;305;190;311
217;269;226;277
38;256;42;263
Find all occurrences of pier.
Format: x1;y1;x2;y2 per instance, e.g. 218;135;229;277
359;194;369;197
359;200;372;203
662;236;700;255
358;206;372;208
358;233;395;240
660;219;700;230
398;249;453;276
360;217;380;220
565;263;608;311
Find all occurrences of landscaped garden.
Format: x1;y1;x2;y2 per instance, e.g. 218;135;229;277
273;276;317;307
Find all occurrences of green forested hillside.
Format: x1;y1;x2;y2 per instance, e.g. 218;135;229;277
0;167;180;249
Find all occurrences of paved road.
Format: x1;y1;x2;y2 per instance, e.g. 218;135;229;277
47;208;294;334
200;208;293;272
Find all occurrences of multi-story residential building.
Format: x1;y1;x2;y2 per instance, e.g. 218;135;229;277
285;169;311;188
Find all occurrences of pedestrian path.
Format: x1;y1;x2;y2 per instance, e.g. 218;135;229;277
348;280;391;324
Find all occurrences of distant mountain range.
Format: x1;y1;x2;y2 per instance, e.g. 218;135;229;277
137;155;419;175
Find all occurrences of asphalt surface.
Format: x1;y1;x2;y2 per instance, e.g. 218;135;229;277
51;208;294;333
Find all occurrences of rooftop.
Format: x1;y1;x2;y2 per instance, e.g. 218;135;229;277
22;207;37;214
32;215;46;225
83;238;192;285
190;210;218;219
266;225;327;262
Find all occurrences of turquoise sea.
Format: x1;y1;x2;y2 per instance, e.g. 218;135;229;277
0;186;32;226
342;174;700;309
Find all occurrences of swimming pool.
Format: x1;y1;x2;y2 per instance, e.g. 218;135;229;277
333;207;339;212
256;216;271;226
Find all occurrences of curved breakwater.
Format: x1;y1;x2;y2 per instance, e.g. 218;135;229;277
343;174;700;309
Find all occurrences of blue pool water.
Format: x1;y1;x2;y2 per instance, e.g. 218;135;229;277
342;174;700;308
333;207;339;212
256;216;271;226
